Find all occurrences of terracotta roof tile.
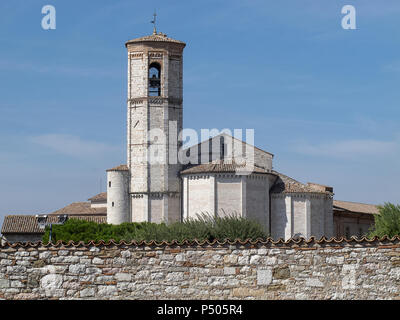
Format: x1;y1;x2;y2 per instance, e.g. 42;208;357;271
180;160;271;175
125;32;185;46
88;192;107;202
51;202;107;215
1;215;107;234
333;200;379;215
270;171;333;195
106;164;128;172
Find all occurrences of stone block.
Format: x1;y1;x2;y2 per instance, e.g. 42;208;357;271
98;285;117;297
273;266;290;279
267;284;286;291
121;250;132;258
135;270;150;279
232;287;265;297
224;267;236;275
115;273;132;282
92;257;104;265
257;269;272;285
0;279;10;288
305;278;324;288
40;274;63;291
151;272;165;280
250;255;261;265
69;264;86;274
166;272;184;281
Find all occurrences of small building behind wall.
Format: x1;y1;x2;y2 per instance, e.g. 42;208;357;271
270;174;334;240
1;215;45;243
333;200;379;238
1;201;107;243
1;215;107;243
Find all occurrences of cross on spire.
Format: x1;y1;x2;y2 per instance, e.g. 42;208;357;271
151;10;157;34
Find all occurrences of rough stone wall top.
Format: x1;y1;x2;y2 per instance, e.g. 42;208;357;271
2;235;400;249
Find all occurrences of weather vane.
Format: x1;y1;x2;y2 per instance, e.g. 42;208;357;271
151;10;157;34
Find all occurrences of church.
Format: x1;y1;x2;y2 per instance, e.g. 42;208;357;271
104;28;335;240
1;27;380;243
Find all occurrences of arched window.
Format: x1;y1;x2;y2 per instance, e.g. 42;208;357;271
149;62;161;96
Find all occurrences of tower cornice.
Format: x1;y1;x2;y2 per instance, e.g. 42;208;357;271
128;97;183;105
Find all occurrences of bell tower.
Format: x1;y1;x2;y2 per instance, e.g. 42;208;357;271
125;29;185;223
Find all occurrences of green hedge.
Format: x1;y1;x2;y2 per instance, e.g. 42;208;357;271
42;214;268;243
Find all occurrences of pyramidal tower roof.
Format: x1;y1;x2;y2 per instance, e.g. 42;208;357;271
125;30;186;47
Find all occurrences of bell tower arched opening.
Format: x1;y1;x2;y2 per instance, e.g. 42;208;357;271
148;62;161;96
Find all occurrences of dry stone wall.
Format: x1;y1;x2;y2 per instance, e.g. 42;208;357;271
0;238;400;300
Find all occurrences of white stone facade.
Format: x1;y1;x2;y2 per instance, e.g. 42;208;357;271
182;172;275;234
271;193;333;240
107;169;129;224
124;33;185;223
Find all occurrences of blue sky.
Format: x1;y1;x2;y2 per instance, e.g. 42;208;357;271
1;0;399;227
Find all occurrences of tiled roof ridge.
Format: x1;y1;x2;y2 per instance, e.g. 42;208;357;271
271;170;303;185
333;199;379;215
88;192;107;201
50;201;107;215
180;159;271;175
106;164;128;172
2;235;400;248
271;170;332;194
334;199;379;207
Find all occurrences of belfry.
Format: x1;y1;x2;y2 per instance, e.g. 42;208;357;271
107;27;185;224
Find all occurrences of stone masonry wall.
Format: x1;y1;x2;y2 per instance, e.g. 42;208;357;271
0;238;400;300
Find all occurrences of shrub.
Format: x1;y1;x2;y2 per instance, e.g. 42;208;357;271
368;202;400;238
42;213;268;243
42;220;142;243
209;213;267;241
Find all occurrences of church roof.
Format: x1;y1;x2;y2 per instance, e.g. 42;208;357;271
270;171;333;195
180;163;333;195
125;32;186;46
333;200;379;215
183;133;274;157
106;164;128;172
180;160;272;175
1;215;106;235
51;202;107;215
88;192;107;202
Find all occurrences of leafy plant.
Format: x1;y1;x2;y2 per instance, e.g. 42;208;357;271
368;202;400;238
42;220;142;243
42;213;268;243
